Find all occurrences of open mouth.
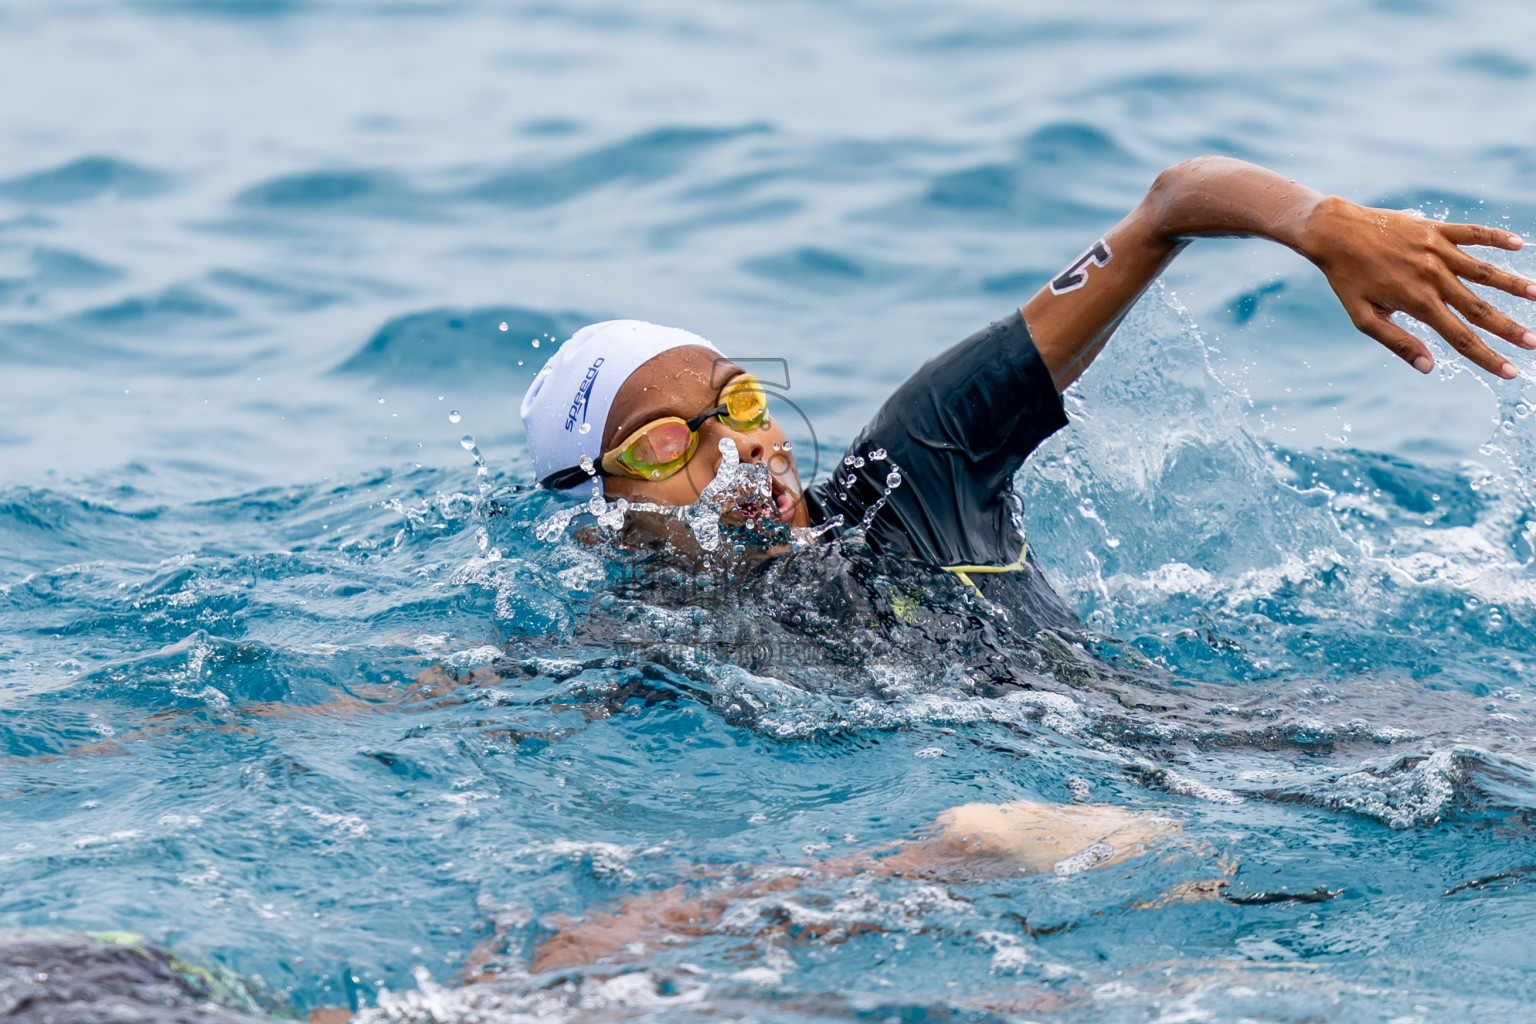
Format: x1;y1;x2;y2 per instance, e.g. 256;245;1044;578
717;473;797;527
771;475;797;523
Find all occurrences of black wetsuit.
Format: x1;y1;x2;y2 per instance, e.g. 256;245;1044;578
804;309;1077;625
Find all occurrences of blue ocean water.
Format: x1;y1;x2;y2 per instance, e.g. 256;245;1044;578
6;1;1536;1020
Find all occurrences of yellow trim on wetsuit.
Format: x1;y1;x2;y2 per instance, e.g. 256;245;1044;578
941;541;1028;591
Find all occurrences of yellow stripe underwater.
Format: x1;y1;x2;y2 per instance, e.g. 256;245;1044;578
940;542;1028;590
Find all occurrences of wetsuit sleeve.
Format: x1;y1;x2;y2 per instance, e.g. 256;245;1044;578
804;309;1067;567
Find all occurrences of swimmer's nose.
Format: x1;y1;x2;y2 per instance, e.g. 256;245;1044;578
706;423;766;466
732;435;766;464
698;423;772;486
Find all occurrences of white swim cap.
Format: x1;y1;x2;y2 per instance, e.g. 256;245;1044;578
520;319;723;493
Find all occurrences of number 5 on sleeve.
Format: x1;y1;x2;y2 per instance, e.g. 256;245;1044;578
1050;239;1113;295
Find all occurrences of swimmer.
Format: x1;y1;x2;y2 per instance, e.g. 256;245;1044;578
503;156;1533;969
521;156;1536;605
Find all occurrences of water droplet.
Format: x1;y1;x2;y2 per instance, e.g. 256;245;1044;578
498;321;509;332
531;339;541;348
853;456;865;468
578;422;592;435
772;443;782;452
377;397;386;404
579;454;595;474
449;410;461;423
885;469;902;488
839;492;848;500
732;543;747;555
651;469;661;478
844;455;855;467
588;492;606;516
459;435;476;451
782;441;793;451
844;474;856;487
869;448;886;460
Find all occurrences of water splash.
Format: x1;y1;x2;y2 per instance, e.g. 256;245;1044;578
534;438;790;555
838;448;906;541
458;434;495;555
681;439;750;552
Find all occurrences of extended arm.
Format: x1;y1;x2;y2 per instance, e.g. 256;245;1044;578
1024;156;1536;390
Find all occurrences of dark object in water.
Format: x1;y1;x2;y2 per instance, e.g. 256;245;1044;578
1443;864;1536;897
0;931;270;1024
1225;886;1343;906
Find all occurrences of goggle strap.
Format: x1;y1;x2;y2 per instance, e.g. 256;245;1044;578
686;405;727;431
539;465;600;490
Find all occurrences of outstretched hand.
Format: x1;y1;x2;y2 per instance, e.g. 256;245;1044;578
1301;196;1536;379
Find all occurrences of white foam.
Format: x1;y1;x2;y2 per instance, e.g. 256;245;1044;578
1324;747;1460;829
444;645;503;669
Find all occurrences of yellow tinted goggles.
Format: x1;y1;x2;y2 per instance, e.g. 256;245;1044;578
539;374;769;489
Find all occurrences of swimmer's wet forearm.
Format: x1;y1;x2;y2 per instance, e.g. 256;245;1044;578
1141;156;1325;249
1024;190;1189;390
1023;158;1312;389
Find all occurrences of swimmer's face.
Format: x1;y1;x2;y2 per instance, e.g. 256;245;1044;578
601;345;811;528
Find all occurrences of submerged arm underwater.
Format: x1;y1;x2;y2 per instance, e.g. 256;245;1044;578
1025;155;1536;389
488;799;1192;976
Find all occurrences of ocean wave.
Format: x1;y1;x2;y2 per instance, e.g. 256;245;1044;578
0;156;171;205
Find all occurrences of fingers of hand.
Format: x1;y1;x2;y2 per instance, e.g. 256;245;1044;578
1448;251;1536;301
1419;304;1518;379
1441;221;1524;250
1445;281;1536;351
1351;306;1434;374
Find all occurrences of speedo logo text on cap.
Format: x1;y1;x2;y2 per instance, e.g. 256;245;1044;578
564;357;604;431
